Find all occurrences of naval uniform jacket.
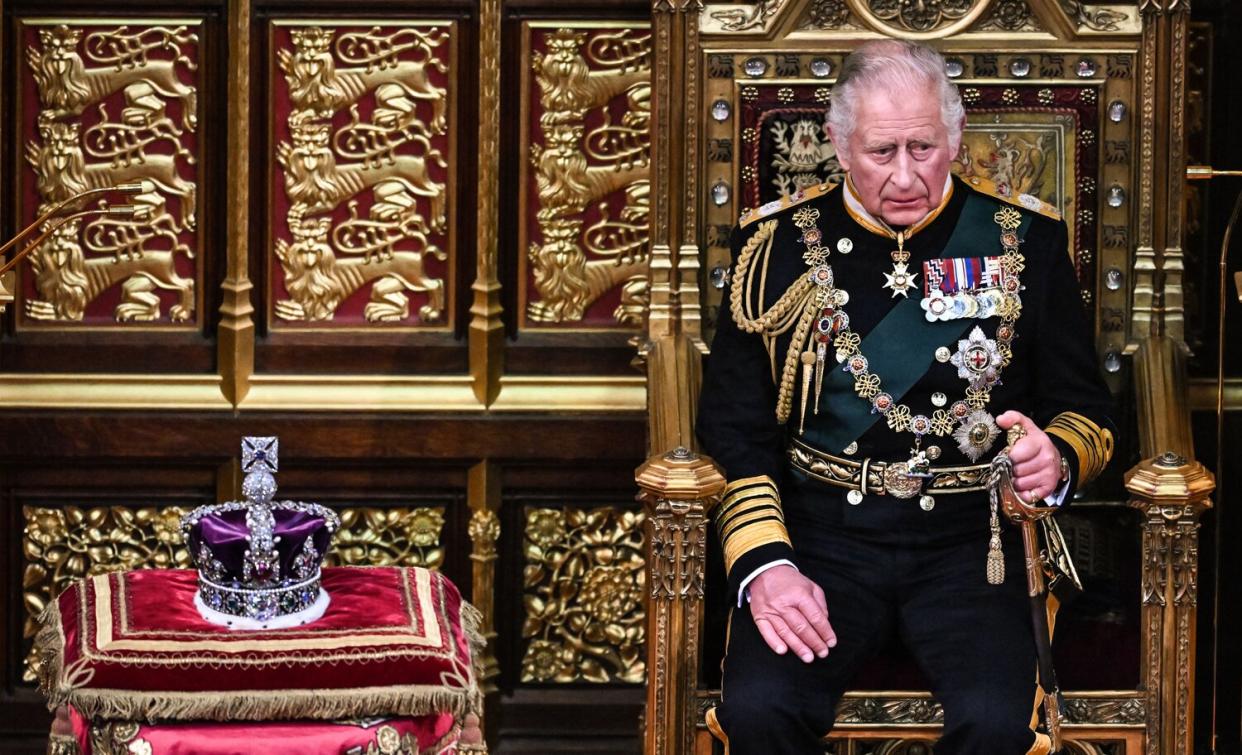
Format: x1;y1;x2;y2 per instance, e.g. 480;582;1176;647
697;175;1116;599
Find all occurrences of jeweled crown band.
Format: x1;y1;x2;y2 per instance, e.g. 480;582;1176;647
788;437;992;498
198;569;323;621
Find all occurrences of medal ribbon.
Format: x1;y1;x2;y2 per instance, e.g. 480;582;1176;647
802;194;1033;454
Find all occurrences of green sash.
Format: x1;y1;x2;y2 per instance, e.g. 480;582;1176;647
802;194;1033;454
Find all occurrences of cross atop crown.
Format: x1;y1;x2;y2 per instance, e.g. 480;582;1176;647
241;436;278;474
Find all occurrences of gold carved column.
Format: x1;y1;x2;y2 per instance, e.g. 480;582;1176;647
636;447;724;755
640;3;710;749
1126;453;1214;755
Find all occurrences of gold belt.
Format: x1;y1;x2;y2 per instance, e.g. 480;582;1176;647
788;437;992;500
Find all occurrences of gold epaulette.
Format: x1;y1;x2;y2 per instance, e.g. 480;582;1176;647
961;175;1062;221
738;182;838;229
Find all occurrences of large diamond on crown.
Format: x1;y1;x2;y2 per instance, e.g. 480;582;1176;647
181;437;340;629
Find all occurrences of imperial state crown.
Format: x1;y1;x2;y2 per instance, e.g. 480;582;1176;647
181;437;340;628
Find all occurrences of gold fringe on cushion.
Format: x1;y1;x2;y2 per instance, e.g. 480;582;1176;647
47;732;80;755
32;590;489;724
459;600;487;713
42;684;478;724
34;599;67;707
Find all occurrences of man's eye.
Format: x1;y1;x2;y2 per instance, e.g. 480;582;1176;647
911;143;932;155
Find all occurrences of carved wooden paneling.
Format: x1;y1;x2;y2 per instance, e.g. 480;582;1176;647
519;23;652;329
269;21;455;329
327;506;448;568
520;505;646;683
17;20;202;328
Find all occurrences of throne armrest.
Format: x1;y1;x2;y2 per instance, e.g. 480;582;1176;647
636;447;726;755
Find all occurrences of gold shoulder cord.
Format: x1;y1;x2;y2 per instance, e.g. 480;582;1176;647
728;219;818;424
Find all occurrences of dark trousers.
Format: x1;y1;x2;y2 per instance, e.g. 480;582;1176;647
715;502;1042;755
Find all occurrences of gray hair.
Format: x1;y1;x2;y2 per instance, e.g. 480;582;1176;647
826;40;965;158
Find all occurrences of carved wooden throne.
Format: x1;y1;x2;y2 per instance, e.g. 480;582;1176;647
636;1;1215;753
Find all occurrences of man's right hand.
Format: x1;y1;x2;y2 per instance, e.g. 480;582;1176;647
748;565;836;663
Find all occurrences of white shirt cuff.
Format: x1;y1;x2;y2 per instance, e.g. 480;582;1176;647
1044;473;1071;506
737;559;798;607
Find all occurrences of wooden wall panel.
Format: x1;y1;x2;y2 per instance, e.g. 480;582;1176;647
0;1;648;753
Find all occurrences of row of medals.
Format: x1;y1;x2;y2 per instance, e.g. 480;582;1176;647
789;204;1028;512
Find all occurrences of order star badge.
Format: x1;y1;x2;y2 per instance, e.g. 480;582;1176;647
883;262;919;298
950;326;1002;389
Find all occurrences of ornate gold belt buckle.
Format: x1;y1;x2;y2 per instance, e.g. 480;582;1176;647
883;461;924;499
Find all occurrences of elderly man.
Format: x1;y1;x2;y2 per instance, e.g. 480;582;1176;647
697;40;1115;754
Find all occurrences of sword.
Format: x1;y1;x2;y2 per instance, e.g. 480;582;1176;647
990;426;1064;753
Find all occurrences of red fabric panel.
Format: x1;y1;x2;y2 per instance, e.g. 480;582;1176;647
70;705;458;755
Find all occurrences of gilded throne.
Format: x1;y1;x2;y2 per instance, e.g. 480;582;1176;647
636;1;1213;754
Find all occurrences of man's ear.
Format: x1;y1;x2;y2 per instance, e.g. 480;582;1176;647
826;123;851;171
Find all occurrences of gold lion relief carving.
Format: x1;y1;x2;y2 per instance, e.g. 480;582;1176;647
21;22;199;324
277;115;446;232
275;210;445;323
526;27;652;326
279;26;448;133
29;118;197;231
28;25;197;132
25;216;195;322
273;24;451;325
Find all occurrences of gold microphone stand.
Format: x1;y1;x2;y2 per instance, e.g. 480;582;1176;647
1186;164;1242;753
0;181;155;315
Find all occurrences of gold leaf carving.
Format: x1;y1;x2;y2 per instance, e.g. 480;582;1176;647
274;24;450;325
328;507;446;570
974;0;1042;31
22;505;193;681
798;0;861;29
526;27;652;326
709;0;783;31
520;507;646;683
22;23;199;323
864;0;980;33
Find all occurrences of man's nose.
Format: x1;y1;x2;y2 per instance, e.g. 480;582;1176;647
891;150;916;190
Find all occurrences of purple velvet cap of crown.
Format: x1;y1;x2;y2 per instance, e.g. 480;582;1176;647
186;507;333;586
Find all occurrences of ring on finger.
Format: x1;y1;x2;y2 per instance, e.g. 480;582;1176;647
1027;490;1040;504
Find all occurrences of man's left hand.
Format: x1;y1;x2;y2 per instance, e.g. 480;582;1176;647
996;411;1062;503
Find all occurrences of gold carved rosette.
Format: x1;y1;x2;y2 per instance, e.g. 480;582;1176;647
520;23;653;328
270;21;455;328
16;20;201;326
327;506;447;570
520;506;647;683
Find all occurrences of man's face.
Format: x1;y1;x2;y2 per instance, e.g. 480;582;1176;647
831;84;959;227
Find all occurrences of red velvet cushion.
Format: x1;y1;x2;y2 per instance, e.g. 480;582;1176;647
71;706;460;755
36;567;482;723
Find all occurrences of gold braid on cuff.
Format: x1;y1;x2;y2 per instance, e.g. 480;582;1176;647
715;475;791;575
1044;411;1114;485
